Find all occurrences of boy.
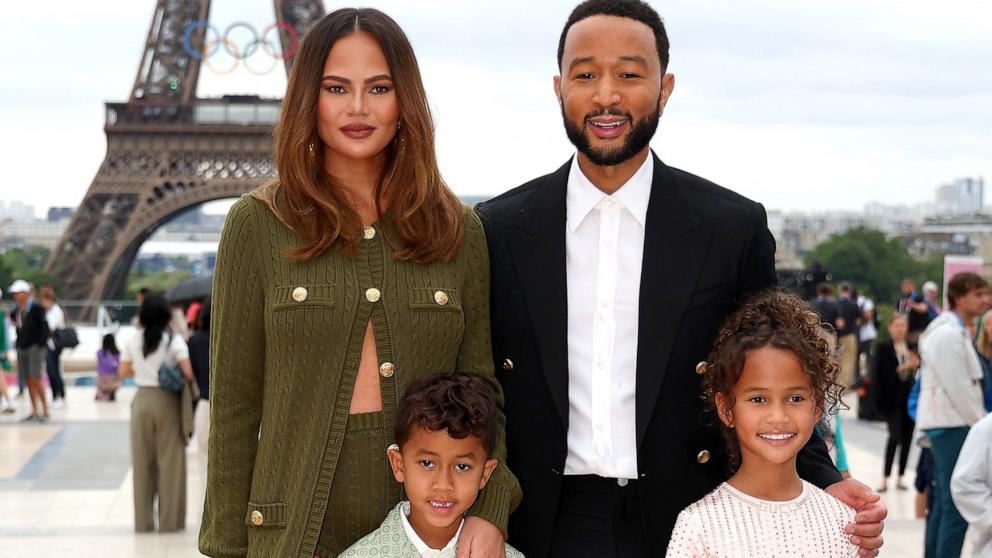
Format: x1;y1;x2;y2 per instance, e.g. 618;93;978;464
340;372;524;557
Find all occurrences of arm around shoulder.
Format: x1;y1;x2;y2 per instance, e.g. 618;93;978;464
458;209;523;537
198;197;268;557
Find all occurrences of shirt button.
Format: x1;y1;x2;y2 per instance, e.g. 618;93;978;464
697;450;711;464
434;290;449;305
379;362;395;378
695;361;708;375
363;226;376;240
365;288;381;303
617;478;629;487
291;287;308;303
502;358;514;371
250;510;264;526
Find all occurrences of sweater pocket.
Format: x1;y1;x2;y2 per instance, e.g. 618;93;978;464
408;287;462;312
270;284;336;312
245;500;288;529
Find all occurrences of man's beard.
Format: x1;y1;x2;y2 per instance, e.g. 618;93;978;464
561;102;661;167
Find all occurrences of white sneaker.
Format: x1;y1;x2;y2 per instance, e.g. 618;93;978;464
51;399;65;411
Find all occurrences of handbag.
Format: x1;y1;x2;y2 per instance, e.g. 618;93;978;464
157;333;185;394
53;327;80;350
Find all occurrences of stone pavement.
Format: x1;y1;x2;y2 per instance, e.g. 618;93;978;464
0;384;963;557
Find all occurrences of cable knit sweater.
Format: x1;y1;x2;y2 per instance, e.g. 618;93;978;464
198;195;521;558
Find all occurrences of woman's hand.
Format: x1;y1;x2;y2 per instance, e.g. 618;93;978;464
456;516;505;558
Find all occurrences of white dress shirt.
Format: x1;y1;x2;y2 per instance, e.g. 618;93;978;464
399;501;464;558
564;153;653;479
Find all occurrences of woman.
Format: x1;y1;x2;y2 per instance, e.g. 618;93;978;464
119;293;194;532
198;9;520;558
871;312;917;491
38;288;67;408
974;309;992;412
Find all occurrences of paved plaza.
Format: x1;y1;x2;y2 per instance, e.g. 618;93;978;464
0;381;954;557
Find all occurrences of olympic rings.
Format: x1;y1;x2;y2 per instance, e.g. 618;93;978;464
181;20;302;75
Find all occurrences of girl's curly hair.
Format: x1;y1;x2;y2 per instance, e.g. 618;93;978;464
700;289;843;472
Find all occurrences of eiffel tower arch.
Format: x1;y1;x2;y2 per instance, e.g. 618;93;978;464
48;0;326;320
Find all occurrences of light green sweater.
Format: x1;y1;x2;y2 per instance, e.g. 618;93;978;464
340;502;525;557
198;195;521;558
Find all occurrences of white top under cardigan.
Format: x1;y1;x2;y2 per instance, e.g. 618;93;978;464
564;152;652;480
120;329;189;388
952;413;992;558
666;480;858;557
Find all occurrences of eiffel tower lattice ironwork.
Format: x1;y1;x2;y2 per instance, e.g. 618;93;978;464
47;0;325;319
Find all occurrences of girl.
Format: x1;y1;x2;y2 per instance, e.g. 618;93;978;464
198;8;518;558
95;333;120;401
667;290;858;557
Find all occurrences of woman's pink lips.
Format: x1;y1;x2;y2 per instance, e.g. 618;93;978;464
340;124;375;139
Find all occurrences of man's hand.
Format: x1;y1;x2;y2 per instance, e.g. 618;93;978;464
825;478;887;557
456;516;505;558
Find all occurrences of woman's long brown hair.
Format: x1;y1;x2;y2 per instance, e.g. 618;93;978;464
256;7;464;263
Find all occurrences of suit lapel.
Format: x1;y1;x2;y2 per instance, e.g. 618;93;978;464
635;155;711;449
506;160;571;429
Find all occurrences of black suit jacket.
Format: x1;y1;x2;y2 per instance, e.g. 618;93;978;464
477;154;842;557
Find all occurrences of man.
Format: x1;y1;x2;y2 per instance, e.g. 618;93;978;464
922;280;941;318
9;280;50;422
812;282;841;335
836;282;863;388
918;271;990;558
899;277;931;342
477;1;886;556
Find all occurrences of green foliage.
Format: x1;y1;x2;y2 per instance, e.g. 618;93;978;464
124;267;191;300
804;227;943;305
0;247;60;295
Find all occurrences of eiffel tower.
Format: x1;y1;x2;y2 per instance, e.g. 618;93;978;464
47;0;325;320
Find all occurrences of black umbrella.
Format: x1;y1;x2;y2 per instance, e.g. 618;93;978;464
166;275;213;304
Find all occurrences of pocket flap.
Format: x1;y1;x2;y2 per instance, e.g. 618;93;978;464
271;284;335;311
245;501;288;528
408;287;462;311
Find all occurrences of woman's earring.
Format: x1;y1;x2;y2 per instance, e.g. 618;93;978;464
307;143;315;154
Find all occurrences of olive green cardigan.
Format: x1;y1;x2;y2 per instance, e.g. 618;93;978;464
198;195;521;558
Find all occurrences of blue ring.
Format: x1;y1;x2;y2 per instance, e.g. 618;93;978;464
182;20;221;61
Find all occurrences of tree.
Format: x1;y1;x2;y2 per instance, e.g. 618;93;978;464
804;227;942;305
0;247;60;295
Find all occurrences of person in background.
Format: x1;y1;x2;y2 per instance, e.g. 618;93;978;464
95;333;120;401
922;281;941;319
119;293;194;532
184;299;203;331
0;287;17;413
187;297;210;459
9;280;49;422
835;282;862;389
856;290;877;377
39;288;67;409
917;271;990;557
951;411;992;558
871;313;918;492
973;309;992;414
898;278;931;343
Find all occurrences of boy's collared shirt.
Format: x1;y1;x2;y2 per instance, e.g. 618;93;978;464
399;501;463;558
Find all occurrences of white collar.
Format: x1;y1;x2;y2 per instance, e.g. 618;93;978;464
566;151;654;233
400;501;464;558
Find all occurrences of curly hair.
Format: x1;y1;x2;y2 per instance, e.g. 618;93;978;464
700;289;843;471
394;372;498;456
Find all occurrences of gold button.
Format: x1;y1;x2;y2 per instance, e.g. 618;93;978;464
697;450;710;464
250;510;264;526
379;362;395;378
363;226;376;240
434;290;449;305
365;288;381;303
502;358;514;371
695;361;707;375
291;287;308;303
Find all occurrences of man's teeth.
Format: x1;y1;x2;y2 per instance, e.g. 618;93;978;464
590;120;626;128
759;433;796;440
430;500;454;508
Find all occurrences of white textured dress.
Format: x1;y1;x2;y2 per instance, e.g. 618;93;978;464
666;480;858;557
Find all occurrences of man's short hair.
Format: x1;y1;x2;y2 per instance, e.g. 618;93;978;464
815;282;833;297
838;282;852;294
946;272;987;309
394;372;498;456
557;0;670;71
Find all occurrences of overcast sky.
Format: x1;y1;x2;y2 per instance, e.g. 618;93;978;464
1;0;990;218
